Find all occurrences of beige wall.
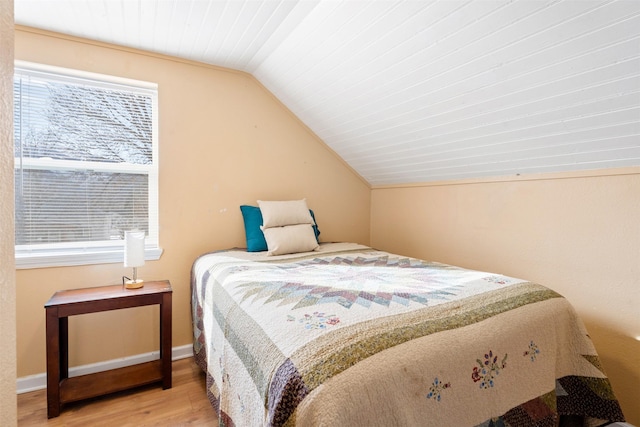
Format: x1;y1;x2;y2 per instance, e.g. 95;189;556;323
371;168;640;425
1;1;17;426
14;27;370;376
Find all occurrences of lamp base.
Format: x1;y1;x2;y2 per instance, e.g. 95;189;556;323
125;279;144;289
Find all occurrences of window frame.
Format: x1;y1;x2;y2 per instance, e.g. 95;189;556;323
14;60;162;269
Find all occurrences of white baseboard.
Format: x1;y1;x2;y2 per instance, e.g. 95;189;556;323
16;344;193;394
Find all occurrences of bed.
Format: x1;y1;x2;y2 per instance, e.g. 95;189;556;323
191;242;626;426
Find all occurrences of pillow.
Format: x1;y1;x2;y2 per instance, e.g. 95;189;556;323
240;205;321;252
240;205;268;252
257;199;315;228
262;224;319;256
309;210;321;241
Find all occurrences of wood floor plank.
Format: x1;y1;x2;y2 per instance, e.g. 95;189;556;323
17;357;218;426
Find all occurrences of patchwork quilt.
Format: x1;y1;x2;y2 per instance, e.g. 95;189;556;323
191;243;625;426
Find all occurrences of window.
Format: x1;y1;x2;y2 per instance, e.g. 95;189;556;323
14;61;161;268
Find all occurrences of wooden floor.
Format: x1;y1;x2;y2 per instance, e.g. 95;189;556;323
17;357;219;426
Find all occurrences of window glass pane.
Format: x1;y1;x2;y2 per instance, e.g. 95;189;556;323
15;169;148;245
14;75;152;165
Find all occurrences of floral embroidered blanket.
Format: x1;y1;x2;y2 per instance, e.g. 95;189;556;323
191;243;625;426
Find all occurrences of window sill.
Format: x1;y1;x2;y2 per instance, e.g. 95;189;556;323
16;246;163;269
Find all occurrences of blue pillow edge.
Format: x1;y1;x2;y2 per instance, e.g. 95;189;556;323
239;205;268;252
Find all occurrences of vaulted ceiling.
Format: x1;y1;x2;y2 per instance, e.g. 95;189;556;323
14;0;640;186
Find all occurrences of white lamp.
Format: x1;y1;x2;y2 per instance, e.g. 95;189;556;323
124;230;145;289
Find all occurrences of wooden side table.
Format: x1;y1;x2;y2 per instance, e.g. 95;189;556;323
44;280;172;418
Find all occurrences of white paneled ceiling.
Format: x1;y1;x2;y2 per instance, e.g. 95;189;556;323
15;0;640;186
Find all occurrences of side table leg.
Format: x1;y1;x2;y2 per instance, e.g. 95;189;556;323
160;292;172;389
60;317;68;380
46;308;61;418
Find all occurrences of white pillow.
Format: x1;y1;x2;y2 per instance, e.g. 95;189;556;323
258;199;315;228
262;224;319;256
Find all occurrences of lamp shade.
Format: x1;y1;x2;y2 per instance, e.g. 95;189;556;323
124;230;145;268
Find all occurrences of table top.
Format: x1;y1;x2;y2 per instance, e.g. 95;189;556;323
45;280;172;308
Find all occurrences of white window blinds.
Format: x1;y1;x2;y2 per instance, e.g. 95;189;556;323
14;62;160;268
